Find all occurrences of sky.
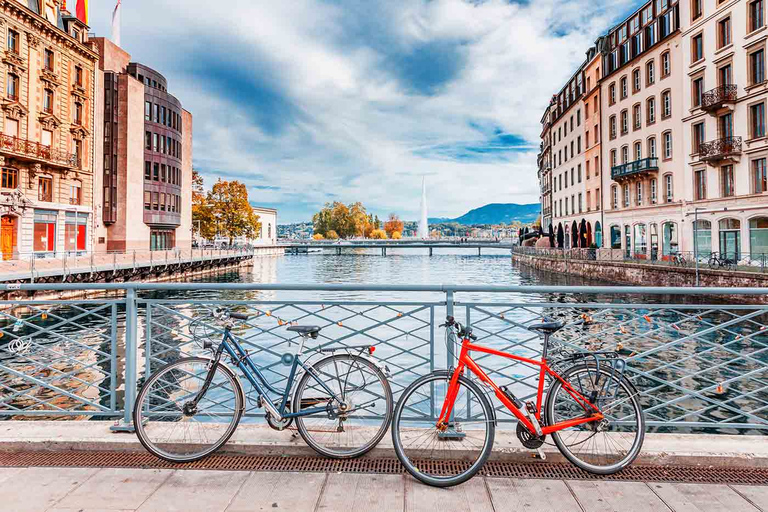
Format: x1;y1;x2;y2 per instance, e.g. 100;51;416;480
87;0;637;223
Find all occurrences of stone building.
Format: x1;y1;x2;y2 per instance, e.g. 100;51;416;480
0;0;97;260
92;37;192;252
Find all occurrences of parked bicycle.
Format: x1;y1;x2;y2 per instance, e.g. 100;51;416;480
708;252;736;270
671;251;686;267
391;316;645;487
134;308;393;462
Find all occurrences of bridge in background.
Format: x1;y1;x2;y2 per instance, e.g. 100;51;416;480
283;239;516;255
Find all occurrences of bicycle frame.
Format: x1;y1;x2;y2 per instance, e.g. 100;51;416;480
204;329;344;422
437;336;603;435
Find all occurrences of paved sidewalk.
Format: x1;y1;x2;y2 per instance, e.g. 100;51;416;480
2;466;768;512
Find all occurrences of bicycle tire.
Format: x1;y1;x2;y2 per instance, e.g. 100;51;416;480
133;357;244;463
392;371;495;487
294;354;393;459
546;363;645;475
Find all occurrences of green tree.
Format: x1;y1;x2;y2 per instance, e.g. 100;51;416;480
207;179;262;244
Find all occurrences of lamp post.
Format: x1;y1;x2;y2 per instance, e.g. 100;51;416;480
693;207;704;287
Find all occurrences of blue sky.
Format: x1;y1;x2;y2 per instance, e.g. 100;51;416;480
88;0;635;223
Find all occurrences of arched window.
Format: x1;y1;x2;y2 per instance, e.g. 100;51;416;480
611;185;618;209
664;173;674;201
694;219;712;259
620;109;629;134
595;221;603;248
749;217;768;259
647;136;657;158
719;218;741;261
650;223;659;260
621;145;629;163
634;141;642;160
662;131;673;159
662;222;678;258
661;90;672;118
634;224;647;258
610;149;617;166
650;178;658;204
623;184;630;207
609;115;617;139
647;96;656;124
624;225;632;258
610;225;621;249
636;181;643;205
646;59;655;85
564;224;571;249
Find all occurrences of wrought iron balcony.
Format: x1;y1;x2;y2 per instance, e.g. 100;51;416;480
701;85;737;113
0;133;76;168
611;157;659;181
698;136;742;162
542;182;551;194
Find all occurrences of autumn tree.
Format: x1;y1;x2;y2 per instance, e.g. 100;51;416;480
384;213;404;238
207;179;262;244
313;202;377;238
192;170;216;240
370;229;387;239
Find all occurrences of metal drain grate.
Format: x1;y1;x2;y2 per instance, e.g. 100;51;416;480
0;451;766;486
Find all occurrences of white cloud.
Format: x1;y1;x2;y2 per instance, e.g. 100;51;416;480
88;0;635;222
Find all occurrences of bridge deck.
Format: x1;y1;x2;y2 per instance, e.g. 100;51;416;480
4;465;767;511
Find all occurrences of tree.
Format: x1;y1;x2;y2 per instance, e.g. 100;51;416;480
326;230;339;240
370;229;387;239
207;179;262;244
384;213;404;238
191;170;216;240
312;202;375;238
312;233;324;240
391;231;402;239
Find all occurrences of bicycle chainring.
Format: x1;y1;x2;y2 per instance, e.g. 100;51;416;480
516;421;546;449
265;412;293;431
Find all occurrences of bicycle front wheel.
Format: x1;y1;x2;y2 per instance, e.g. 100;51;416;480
294;354;392;458
133;357;244;463
546;363;645;474
392;372;495;487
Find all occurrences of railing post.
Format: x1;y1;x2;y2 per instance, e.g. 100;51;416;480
445;288;455;368
111;288;138;432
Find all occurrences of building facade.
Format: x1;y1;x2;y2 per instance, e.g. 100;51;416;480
93;37;192;252
252;206;277;246
680;0;768;262
0;0;97;260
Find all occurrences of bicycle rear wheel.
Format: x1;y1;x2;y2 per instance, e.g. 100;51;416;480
392;372;495;487
294;354;392;458
133;357;244;463
546;363;644;474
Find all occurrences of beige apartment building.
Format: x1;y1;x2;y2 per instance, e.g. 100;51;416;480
582;48;605;247
680;0;768;262
0;0;96;260
538;104;553;231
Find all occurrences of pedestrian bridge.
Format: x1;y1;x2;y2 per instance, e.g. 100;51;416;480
284;239;515;255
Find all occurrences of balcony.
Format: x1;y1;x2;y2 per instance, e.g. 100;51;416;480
611;157;659;181
542;182;551;194
698;136;742;163
701;85;737;113
0;133;76;168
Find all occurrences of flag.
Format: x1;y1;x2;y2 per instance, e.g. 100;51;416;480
76;0;88;25
112;0;122;47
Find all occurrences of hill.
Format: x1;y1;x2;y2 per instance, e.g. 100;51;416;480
429;203;540;225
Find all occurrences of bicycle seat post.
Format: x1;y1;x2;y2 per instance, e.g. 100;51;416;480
541;333;551;360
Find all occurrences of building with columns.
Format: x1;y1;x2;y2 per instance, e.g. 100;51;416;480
0;0;96;260
92;36;192;253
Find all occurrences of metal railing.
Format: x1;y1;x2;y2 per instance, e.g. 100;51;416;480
701;84;738;112
0;133;77;168
611;157;659;180
699;136;742;161
0;282;766;433
513;246;768;274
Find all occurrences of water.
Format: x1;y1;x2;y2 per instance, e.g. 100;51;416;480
1;249;767;434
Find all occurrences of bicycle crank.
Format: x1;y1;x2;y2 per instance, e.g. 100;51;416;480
516;421;546;449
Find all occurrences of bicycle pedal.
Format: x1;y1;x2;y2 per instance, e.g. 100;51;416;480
536;447;547;460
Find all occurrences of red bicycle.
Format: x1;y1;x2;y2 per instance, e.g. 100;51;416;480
391;316;645;487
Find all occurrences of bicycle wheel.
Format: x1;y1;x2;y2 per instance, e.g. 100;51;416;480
133;357;244;463
294;354;392;458
546;363;645;474
708;256;719;269
392;372;495;487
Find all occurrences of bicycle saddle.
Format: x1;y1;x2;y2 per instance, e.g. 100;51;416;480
287;325;321;338
528;321;565;335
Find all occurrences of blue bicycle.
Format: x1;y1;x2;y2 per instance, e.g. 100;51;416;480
133;308;393;462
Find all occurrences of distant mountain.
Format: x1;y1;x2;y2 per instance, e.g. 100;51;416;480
429;203;540;225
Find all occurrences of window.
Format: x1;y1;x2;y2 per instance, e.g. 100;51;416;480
693;122;705;153
750;217;768;258
153;104;159;123
695;169;707;200
609;83;616;104
145;101;151;121
646;60;655;85
694;220;712;257
612;186;619;209
633;69;641;92
73;102;82;125
665;173;674;201
721;165;735;197
623;184;630;207
719;64;732;86
578;193;582;213
648;136;657;158
160;192;166;211
692;0;702;20
70;180;81;205
38;176;53;202
751;102;766;138
152;133;158;152
750;49;765;85
692;77;704;107
144;191;151;210
611;149;617;166
647;96;656;124
43;89;53;113
621;109;628;134
577;136;581;153
634;141;642;160
7;29;18;54
609;115;617;139
152;192;159;210
651;178;658;204
663;131;673;159
33;209;56;253
662;51;671;77
718;17;731;49
634;224;647;257
74;139;82;166
754;158;768;192
577;109;581;126
621;76;628;98
577;164;582;182
622;145;629;163
1;168;17;189
692;34;704;62
636;182;643;205
6;73;18;100
44;49;54;72
633;104;641;129
750;0;765;33
144;161;151;180
662;90;672;118
720;112;734;138
145;131;151;150
153;163;159;181
75;65;83;87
